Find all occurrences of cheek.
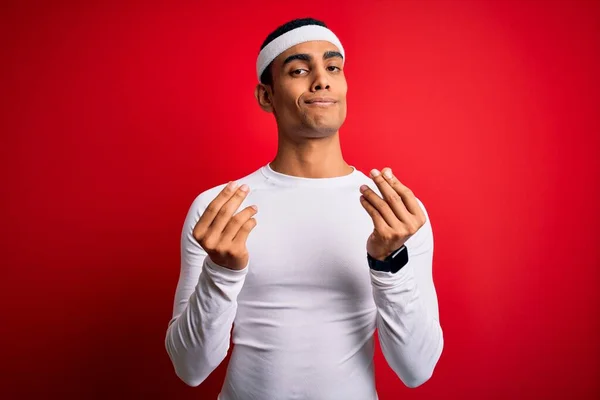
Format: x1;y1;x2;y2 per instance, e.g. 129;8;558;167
275;85;302;108
339;81;348;98
272;94;292;111
284;95;304;116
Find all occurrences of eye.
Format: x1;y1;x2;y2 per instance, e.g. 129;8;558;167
292;69;308;76
327;66;341;72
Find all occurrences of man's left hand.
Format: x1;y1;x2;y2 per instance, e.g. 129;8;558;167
359;167;426;261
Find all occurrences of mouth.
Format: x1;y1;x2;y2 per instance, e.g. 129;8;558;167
304;97;337;107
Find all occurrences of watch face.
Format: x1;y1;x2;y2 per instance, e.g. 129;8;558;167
390;259;404;273
390;245;406;259
368;246;409;273
391;246;409;272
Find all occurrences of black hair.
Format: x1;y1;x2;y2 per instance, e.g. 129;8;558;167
259;17;328;86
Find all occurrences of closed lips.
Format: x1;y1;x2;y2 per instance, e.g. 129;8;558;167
305;98;336;104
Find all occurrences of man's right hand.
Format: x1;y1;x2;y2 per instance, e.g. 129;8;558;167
192;181;258;270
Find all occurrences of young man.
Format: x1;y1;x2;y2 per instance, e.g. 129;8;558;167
165;18;443;400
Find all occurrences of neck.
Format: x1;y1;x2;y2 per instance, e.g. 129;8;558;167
270;130;352;178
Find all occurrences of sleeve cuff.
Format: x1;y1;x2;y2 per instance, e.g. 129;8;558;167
370;262;414;288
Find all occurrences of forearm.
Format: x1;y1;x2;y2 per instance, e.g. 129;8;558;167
371;264;443;388
165;257;247;387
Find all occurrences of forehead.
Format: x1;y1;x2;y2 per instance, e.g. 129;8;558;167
274;40;341;64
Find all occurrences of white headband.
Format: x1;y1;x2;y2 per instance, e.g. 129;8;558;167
256;25;345;82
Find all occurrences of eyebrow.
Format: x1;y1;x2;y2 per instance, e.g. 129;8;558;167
282;51;344;66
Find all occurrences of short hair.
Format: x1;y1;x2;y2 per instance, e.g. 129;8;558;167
259;17;328;86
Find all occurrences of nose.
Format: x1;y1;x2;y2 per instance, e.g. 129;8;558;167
311;65;330;92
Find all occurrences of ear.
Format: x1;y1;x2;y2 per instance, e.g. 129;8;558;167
255;83;274;113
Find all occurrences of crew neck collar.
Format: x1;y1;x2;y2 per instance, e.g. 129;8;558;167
260;162;360;188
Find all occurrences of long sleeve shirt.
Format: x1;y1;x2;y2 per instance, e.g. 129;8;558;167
165;163;444;400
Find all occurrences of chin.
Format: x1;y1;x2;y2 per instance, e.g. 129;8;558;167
304;125;341;138
302;116;345;136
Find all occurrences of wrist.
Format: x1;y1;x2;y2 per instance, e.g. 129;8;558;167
367;245;408;274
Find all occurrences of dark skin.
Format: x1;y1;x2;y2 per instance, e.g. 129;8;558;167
255;40;348;140
191;40;426;271
254;40;426;261
254;40;352;179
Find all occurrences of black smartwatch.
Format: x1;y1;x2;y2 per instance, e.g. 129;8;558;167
367;245;409;274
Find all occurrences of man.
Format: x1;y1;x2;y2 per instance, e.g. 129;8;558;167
165;17;443;400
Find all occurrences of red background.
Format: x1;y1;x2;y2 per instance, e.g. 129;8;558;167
2;0;599;398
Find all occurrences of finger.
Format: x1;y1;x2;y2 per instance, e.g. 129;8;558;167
221;205;258;242
372;168;412;223
359;195;390;233
381;168;424;218
359;184;398;227
193;181;240;239
208;184;251;236
232;216;258;245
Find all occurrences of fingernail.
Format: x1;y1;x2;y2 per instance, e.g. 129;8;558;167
240;184;249;192
383;169;393;179
360;185;368;192
370;169;380;177
228;181;238;189
251;205;258;211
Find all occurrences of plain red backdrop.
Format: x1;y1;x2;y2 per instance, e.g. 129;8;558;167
1;0;599;398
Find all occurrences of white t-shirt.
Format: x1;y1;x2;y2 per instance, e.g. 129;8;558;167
165;163;443;400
